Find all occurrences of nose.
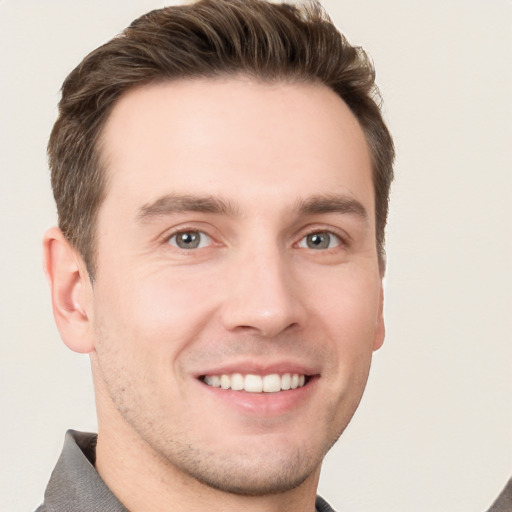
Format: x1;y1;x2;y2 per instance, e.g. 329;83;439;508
220;246;304;338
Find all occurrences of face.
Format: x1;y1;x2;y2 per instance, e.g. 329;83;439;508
87;77;384;495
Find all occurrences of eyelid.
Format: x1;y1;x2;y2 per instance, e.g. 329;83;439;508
167;230;212;249
297;232;341;250
158;223;220;248
294;225;350;248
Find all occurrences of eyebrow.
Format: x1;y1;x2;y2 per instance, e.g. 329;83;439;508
136;192;368;224
296;194;368;223
137;194;238;222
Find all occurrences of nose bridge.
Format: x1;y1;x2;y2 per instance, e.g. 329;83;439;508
220;237;302;337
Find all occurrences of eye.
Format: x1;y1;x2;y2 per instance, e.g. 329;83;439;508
168;230;212;249
298;231;342;250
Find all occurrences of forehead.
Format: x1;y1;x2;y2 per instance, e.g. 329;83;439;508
99;77;374;220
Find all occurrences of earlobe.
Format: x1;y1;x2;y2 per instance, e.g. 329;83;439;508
43;227;95;354
373;284;385;351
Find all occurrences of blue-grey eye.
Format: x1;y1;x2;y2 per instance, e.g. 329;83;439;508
169;231;211;249
298;232;341;250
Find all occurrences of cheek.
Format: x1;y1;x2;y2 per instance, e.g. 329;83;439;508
310;270;381;339
92;267;220;360
306;269;381;383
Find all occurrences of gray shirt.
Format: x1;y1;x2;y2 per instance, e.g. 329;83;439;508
485;478;512;512
36;430;337;512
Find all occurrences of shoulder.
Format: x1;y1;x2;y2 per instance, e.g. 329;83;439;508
316;495;338;512
486;478;512;512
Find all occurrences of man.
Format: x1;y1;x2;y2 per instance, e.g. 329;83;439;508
37;1;395;510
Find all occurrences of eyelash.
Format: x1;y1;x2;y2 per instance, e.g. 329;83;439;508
296;227;347;251
161;226;348;252
163;228;214;250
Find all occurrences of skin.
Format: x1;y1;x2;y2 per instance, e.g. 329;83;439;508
44;77;385;512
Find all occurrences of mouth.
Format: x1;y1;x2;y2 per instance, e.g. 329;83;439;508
200;372;310;393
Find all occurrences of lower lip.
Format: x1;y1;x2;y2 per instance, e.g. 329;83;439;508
197;377;318;417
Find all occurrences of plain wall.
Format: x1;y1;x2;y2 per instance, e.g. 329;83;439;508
1;1;510;510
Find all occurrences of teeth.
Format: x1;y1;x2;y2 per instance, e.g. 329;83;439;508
263;374;281;393
202;373;308;393
244;374;263;393
231;373;244;391
220;374;231;389
204;375;222;387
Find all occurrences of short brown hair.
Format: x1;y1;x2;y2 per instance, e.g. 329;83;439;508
48;0;394;278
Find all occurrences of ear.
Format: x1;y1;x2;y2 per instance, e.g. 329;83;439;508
43;227;95;353
373;282;385;351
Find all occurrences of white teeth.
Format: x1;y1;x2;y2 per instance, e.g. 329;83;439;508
220;374;231;389
263;374;281;393
202;372;308;393
231;373;244;391
244;374;263;392
204;375;221;387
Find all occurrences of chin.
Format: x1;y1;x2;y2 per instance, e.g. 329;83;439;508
166;443;321;496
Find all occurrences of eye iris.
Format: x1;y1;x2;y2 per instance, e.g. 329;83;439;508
176;232;200;249
307;232;330;249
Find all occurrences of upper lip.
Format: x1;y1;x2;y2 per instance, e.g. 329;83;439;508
193;360;319;378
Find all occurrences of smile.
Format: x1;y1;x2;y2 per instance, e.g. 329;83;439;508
201;373;308;393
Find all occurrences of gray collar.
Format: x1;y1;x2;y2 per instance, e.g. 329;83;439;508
38;430;128;512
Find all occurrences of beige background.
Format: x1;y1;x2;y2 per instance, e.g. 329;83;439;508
1;1;511;510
